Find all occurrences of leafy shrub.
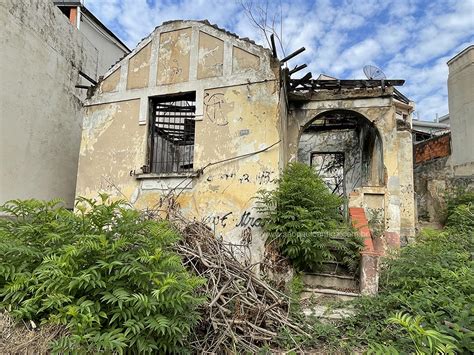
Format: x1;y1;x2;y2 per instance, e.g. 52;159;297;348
0;197;204;353
257;162;363;272
367;312;459;354
443;187;474;225
339;202;474;353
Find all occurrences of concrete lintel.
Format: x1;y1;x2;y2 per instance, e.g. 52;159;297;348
85;77;277;107
299;97;392;111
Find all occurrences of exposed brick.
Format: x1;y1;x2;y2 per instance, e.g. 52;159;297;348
414;133;451;164
349;207;376;254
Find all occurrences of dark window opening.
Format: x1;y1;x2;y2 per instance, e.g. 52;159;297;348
149;92;196;174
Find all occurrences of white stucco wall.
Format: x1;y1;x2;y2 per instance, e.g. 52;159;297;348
0;0;98;208
80;13;129;76
447;45;474;171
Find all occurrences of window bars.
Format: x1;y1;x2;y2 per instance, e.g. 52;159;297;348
149;92;196;174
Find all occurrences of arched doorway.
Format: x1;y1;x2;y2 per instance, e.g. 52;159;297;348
297;109;384;200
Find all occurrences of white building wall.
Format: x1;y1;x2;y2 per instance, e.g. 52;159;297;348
0;0;98;208
447;45;474;172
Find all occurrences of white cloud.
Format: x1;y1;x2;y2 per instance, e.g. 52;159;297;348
83;0;473;121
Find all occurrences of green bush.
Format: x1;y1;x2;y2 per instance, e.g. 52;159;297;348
443;187;474;225
367;312;460;354
339;202;474;353
257;162;363;272
0;197;204;353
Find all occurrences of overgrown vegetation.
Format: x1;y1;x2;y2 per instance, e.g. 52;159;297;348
443;187;474;225
0;197;204;353
308;190;474;354
367;312;459;354
257;162;363;272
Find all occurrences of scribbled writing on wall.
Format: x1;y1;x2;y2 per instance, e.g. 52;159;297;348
202;210;263;229
204;92;228;126
206;170;276;185
202;211;233;228
235;210;263;228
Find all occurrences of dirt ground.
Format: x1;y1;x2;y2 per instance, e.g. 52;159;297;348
0;311;64;354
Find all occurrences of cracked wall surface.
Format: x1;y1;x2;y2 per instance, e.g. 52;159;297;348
289;90;416;242
76;21;280;266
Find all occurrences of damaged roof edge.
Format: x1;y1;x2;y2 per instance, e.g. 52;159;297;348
100;19;273;81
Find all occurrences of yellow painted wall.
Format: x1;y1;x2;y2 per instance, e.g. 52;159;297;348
76;21;281;262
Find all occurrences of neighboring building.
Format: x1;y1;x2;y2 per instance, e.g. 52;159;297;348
54;0;130;76
414;45;474;223
75;20;416;274
411;119;450;142
438;113;450;125
0;0;129;209
447;45;474;175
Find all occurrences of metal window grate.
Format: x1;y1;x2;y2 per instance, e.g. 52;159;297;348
149;92;196;174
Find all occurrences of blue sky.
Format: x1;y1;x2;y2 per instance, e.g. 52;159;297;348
85;0;473;121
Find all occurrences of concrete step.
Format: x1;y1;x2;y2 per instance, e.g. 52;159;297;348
302;273;358;291
301;287;359;321
302;305;356;320
318;261;350;274
301;287;360;302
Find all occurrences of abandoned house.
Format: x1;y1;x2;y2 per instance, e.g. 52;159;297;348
75;20;416;280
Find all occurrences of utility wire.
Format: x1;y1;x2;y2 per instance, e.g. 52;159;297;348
174;140;281;200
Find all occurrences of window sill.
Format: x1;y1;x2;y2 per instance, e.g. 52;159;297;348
135;172;199;180
136;172;198;191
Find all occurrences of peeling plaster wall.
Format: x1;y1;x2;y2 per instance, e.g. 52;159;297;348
0;0;98;208
76;21;280;265
414;156;474;223
198;32;224;79
288;90;416;242
127;43;152;90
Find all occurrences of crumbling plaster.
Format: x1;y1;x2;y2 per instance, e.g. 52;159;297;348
288;89;416;241
77;19;417;274
77;21;281;266
298;130;362;194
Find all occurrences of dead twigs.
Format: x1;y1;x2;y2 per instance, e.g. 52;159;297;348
172;217;309;353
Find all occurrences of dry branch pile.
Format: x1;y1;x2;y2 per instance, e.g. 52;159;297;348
173;220;309;353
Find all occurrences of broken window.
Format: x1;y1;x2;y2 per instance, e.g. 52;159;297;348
149;92;196;174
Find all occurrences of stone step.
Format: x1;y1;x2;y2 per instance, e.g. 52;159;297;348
302;305;356;320
318;261;350;274
302;273;358;291
301;287;360;302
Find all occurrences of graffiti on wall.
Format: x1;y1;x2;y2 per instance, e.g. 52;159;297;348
204;92;228;126
202;210;263;229
206;170;276;185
